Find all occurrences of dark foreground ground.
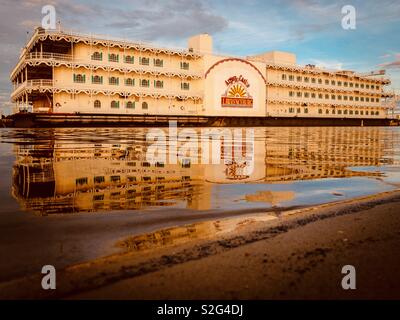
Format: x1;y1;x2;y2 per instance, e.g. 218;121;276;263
1;191;400;300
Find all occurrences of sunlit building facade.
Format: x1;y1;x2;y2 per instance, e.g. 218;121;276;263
10;27;394;120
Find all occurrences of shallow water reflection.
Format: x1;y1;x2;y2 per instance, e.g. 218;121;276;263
1;126;399;215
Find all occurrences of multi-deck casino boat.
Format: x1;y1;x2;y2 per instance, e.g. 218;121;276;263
6;27;398;127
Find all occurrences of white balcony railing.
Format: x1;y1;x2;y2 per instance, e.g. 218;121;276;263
27;52;73;61
27;79;54;86
34;29;199;57
23;52;203;78
251;58;391;83
269;96;387;109
11;79;53;99
11;79;203;99
267;80;384;95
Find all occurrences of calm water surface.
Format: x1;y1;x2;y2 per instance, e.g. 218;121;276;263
0;127;399;280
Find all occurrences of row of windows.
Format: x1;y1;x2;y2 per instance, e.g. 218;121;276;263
73;74;190;90
288;91;380;103
287;107;380;116
281;74;380;90
93;100;148;110
78;174;190;189
92;99;196;109
90;52;190;70
317;109;380;116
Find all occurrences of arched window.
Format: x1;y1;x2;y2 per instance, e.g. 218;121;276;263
142;102;148;110
180;62;190;70
125;55;134;64
94;100;101;108
140;57;150;66
181;82;190;90
92;75;103;84
108;53;119;62
73;74;85;83
126;101;135;109
154;59;163;67
155;80;163;89
109;77;119;85
125;78;134;86
141;79;150;87
111;101;119;109
91;52;102;61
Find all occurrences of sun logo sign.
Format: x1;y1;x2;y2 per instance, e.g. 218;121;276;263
221;75;253;108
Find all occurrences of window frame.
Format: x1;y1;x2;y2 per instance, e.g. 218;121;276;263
108;53;119;63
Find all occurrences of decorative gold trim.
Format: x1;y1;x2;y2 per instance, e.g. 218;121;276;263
11;80;203;102
267;81;388;97
11;53;202;81
265;65;391;85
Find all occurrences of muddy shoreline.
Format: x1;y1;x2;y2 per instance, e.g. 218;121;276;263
1;190;400;299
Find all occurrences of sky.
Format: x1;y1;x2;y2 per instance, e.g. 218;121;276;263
1;0;400;114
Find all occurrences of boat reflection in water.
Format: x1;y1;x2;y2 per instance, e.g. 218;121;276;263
11;127;394;215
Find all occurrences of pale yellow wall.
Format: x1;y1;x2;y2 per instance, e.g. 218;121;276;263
53;92;202;115
202;54;267;117
53;66;203;93
53;64;203;115
266;68;384;93
265;68;388;118
188;34;213;54
49;42;206;115
71;43;204;74
252;51;297;65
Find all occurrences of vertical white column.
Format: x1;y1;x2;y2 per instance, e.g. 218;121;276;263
90;34;93;113
124;43;127;114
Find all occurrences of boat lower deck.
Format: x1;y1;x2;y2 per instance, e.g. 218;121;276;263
2;112;399;128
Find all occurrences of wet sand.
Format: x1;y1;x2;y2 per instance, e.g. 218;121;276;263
1;190;400;300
